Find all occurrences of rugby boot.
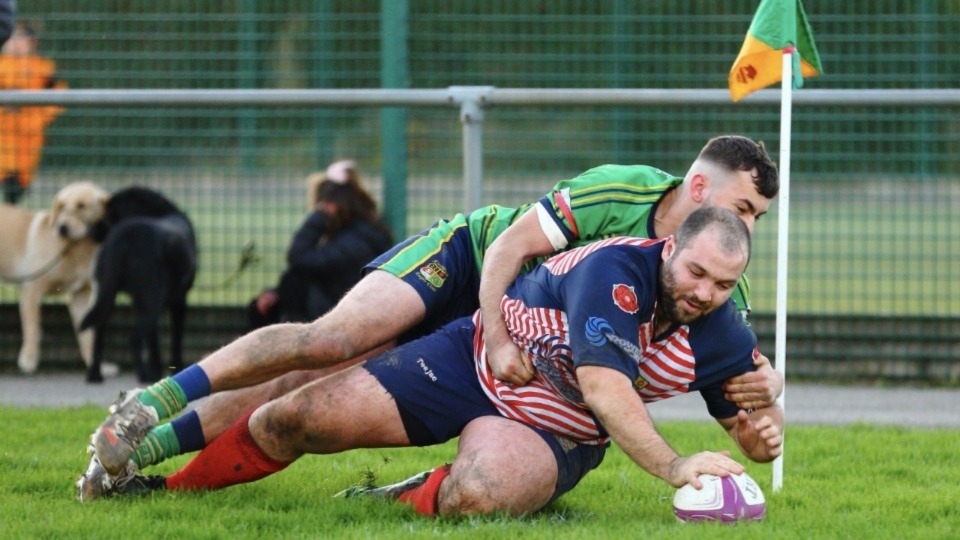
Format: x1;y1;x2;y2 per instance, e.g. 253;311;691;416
76;449;164;501
91;389;159;475
334;469;433;499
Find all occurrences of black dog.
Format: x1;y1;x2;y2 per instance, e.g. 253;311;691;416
80;187;197;383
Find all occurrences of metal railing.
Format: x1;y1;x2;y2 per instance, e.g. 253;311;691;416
3;87;959;213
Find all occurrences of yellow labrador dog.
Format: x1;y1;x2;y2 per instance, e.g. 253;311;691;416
0;182;111;375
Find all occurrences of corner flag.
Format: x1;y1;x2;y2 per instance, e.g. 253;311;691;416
729;0;823;102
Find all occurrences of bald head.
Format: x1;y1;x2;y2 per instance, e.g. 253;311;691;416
673;206;752;271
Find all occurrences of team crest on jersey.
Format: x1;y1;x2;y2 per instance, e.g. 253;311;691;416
612;283;639;314
633;376;649;390
418;261;448;289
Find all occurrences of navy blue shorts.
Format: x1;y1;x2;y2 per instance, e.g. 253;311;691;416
363;318;606;502
363;214;482;345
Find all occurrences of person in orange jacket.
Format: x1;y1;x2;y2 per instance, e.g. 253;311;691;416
0;19;66;204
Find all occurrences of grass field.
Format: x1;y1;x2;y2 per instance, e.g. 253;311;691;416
1;406;957;539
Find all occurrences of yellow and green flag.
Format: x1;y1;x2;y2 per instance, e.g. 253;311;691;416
729;0;823;102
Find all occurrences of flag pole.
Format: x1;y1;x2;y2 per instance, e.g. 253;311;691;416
772;46;794;493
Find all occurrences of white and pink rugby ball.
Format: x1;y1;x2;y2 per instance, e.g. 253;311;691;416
672;472;766;523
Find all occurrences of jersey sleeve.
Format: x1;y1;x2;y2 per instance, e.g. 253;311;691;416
731;273;751;317
535;165;674;249
688;302;759;419
560;247;656;381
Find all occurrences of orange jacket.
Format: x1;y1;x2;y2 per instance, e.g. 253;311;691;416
0;54;65;187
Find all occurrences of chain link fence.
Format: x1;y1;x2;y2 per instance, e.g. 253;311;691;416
2;1;958;377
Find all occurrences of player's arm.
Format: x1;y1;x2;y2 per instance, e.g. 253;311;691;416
578;365;745;489
716;404;784;463
723;350;783;409
480;208;556;385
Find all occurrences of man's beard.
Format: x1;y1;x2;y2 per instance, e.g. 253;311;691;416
658;261;709;325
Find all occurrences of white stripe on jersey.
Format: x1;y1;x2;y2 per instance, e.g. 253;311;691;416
542;236;662;275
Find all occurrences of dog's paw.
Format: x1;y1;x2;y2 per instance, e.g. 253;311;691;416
17;354;39;374
100;362;120;378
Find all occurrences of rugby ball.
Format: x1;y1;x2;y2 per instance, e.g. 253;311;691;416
672;472;766;523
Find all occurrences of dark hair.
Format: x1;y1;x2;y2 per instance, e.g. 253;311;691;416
312;163;388;235
698;135;779;199
674;206;752;266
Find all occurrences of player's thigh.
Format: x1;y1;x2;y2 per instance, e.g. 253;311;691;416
258;350;386;401
444;416;557;516
254;364;410;455
314;270;425;353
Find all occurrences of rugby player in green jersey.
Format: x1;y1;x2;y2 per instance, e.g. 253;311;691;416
78;134;781;501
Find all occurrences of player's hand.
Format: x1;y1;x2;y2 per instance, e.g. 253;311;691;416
487;340;534;385
667;451;744;489
723;352;782;409
734;409;783;461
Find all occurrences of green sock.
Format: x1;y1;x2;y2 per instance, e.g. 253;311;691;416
132;423;180;469
137;378;188;421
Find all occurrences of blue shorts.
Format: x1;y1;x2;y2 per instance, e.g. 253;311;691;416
363;318;606;503
364;214;482;345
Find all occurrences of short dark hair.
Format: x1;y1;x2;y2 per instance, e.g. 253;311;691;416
698;135;779;199
674;206;752;267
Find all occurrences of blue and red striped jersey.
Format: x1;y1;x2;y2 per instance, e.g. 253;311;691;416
474;237;757;444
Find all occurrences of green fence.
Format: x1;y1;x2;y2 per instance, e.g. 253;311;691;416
2;1;958;376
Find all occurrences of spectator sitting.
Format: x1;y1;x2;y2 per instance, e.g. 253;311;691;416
247;160;394;330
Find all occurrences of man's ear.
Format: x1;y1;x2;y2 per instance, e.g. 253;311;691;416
689;173;708;203
661;235;676;263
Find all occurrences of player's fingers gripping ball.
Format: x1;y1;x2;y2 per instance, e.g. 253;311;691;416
673;472;766;523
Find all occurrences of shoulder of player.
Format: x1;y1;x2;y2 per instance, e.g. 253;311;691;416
558;164;680;196
567;237;664;265
546;239;663;286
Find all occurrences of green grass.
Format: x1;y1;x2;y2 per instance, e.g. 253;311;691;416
2;406;957;539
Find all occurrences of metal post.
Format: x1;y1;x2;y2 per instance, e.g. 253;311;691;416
311;0;335;168
448;86;493;213
460;98;483;213
380;0;410;237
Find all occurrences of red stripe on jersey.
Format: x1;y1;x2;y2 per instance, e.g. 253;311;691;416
473;312;603;443
646;342;696;378
553;191;579;239
636;327;696;400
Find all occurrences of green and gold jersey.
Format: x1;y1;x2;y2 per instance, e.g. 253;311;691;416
466;164;752;313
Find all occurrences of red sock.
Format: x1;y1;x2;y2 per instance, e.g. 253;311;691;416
166;409;291;490
397;465;452;517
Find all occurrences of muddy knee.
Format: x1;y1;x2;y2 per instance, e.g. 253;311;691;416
439;466;519;516
252;398;312;455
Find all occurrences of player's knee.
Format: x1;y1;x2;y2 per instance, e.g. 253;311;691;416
257;397;311;449
300;318;363;362
439;475;501;516
439;468;529;517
